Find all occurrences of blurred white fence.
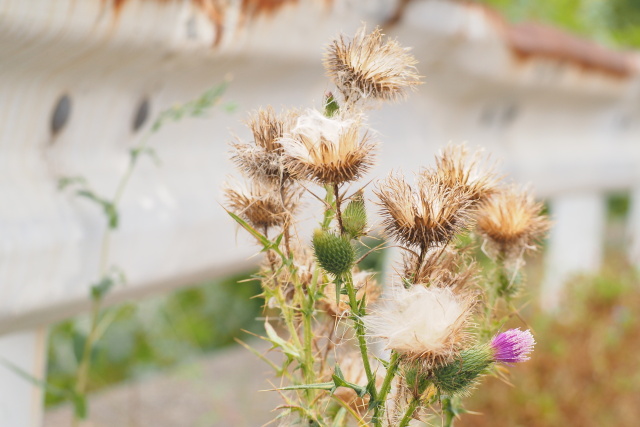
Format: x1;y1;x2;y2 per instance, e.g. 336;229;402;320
1;0;639;425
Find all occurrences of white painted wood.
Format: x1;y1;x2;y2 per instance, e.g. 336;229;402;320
0;329;48;427
0;0;637;352
541;193;606;310
628;187;640;266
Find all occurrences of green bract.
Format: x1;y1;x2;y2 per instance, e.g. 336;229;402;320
343;192;367;238
432;346;493;396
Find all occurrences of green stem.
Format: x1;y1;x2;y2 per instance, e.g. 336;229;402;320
321;185;336;230
343;272;376;401
398;398;420;427
301;266;320;394
72;299;101;425
442;397;456;427
495;251;512;300
373;351;400;426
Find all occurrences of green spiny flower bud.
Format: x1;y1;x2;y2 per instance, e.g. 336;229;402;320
432;346;493;396
343;190;367;238
312;229;355;277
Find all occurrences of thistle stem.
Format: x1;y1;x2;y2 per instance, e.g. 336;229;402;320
495;251;511;299
411;246;427;285
372;350;400;426
442;397;456;427
321;185;336;230
398;398;420;427
279;186;293;257
343;272;376;401
333;183;344;234
302;267;320;395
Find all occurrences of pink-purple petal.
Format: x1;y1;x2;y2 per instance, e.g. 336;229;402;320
491;328;535;364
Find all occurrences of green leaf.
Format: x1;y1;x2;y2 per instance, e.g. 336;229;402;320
90;268;126;301
0;357;69;398
130;147;161;166
274;233;284;247
57;176;87;191
223;102;238;113
324;92;340;118
263;321;300;359
72;331;86;363
227;211;271;247
91;277;115;301
334;277;343;309
275;381;335;392
333;364;345;381
151;81;229;132
332;407;347;427
103;202;119;229
75;190;119;230
71;393;88;419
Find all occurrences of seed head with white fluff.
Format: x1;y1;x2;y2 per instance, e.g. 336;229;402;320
365;286;474;365
279;109;376;185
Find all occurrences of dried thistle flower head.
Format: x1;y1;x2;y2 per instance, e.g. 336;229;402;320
231;107;298;184
404;248;479;291
321;271;380;317
476;185;550;258
224;181;299;230
280;109;376;184
324;25;421;105
375;173;475;250
365;286;474;365
427;144;499;203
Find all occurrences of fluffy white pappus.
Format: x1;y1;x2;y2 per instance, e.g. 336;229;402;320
279;109;354;159
364;286;472;359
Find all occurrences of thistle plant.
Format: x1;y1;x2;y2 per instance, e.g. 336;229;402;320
225;25;549;427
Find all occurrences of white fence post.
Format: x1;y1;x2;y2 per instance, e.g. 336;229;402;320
628;187;640;266
541;193;606;310
0;329;48;427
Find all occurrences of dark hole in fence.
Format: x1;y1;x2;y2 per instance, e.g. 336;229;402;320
51;94;72;135
132;98;150;132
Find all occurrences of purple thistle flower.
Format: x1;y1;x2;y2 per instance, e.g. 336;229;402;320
490;328;535;364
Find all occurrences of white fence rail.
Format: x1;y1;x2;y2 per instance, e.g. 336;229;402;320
1;0;639;425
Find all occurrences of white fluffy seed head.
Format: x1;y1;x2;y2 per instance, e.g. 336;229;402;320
365;286;473;364
279;109;376;184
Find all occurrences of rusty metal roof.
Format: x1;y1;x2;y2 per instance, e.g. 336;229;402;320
388;0;639;79
504;22;637;78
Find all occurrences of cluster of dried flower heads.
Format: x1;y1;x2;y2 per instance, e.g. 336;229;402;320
224;25;549;427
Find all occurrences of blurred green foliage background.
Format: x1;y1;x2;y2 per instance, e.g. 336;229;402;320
483;0;640;47
45;273;262;406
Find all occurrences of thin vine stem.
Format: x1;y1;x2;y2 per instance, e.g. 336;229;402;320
70;84;227;424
